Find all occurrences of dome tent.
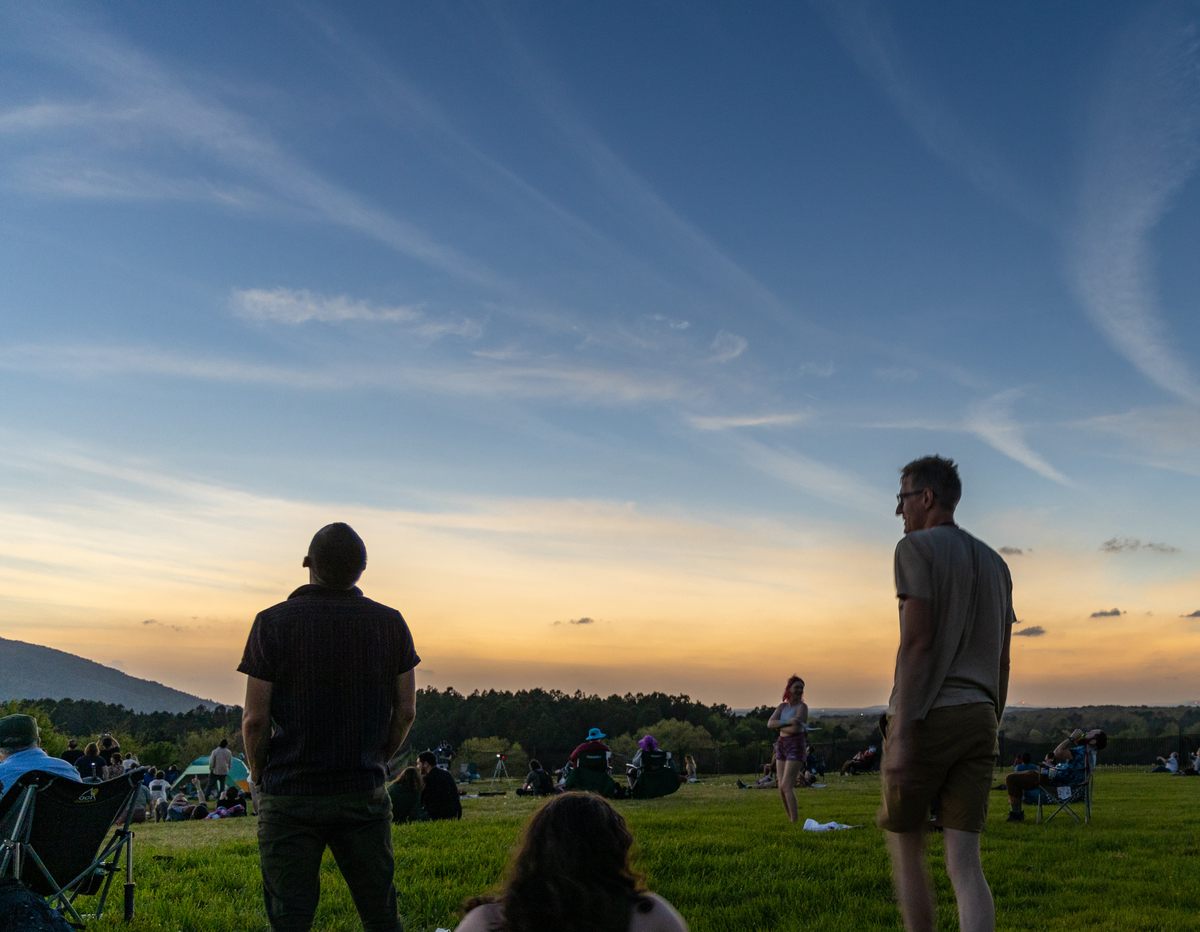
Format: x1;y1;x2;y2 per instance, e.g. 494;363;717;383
169;754;251;794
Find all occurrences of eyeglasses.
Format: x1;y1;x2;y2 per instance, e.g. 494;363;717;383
895;489;928;505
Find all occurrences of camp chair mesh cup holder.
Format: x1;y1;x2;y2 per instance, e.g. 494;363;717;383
0;766;148;927
1035;749;1097;825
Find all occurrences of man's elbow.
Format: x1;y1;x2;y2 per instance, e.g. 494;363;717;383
242;713;269;738
395;703;417;728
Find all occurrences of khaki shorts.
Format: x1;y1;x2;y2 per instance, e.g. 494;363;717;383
878;702;998;834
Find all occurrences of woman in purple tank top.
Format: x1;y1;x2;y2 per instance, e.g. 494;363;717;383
767;674;808;823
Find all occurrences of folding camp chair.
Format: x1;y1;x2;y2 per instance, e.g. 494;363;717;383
628;749;680;800
0;767;146;928
1036;748;1096;825
563;752;621;798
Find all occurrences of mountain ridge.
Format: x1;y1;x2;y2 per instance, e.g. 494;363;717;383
0;635;216;713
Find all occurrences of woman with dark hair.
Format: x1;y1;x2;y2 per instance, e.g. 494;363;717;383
766;674;808;823
457;792;687;932
76;741;106;781
387;766;426;823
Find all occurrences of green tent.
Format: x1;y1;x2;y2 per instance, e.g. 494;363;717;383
170;755;252;794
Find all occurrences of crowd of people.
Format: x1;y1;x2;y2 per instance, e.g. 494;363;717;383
4;464;1181;932
0;719;249;828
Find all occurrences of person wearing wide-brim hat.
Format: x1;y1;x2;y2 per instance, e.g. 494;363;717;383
568;726;611;767
0;713;82;802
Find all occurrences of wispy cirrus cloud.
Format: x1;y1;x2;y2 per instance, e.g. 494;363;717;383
687;412;809;432
553;616;597;627
729;437;879;513
1090;608;1125;618
1013;625;1045;638
1066;5;1200;404
0;342;686;405
709;331;748;363
1076;406;1200;478
0;9;499;290
1099;537;1179;555
964;391;1069;485
817;0;1048;227
231;287;482;339
997;546;1025;556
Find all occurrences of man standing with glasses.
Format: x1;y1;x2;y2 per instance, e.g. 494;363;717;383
881;456;1015;932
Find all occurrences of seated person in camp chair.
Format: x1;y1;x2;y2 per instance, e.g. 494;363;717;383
626;735;680;799
0;714;82;802
839;744;879;776
563;730;624;799
1004;728;1105;822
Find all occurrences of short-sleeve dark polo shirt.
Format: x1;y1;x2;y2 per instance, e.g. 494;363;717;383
238;584;420;796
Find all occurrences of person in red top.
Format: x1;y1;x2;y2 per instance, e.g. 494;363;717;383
569;727;611;765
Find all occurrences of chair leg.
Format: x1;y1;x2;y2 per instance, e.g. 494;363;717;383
123;831;135;922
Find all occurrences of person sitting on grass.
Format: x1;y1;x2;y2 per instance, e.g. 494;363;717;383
103;751;126;781
388;765;427;822
1151;751;1181;774
456;792;688;932
148;770;172;821
418;750;462;820
516;759;555;797
1004;728;1105;821
736;762;776;790
215;785;246;815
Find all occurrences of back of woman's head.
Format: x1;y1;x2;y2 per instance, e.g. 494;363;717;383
486;793;645;931
84;742;98;756
397;766;422;792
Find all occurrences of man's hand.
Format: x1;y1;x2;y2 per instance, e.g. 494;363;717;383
882;726;916;789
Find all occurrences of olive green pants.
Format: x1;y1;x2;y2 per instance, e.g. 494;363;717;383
256;787;400;931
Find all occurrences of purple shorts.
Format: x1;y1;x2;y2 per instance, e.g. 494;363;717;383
775;733;807;763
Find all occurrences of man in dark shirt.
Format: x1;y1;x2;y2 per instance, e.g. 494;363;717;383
60;738;84;767
416;751;461;820
240;523;419;932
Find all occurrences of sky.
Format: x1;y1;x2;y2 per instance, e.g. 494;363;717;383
1;2;1198;712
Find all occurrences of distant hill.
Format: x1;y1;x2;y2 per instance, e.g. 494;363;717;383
0;636;216;713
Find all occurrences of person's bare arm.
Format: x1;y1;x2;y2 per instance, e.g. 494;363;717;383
767;704;785;730
241;676;273;785
382;669;417;761
884;596;937;780
996;615;1014;717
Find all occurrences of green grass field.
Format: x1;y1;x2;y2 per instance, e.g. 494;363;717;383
82;769;1197;931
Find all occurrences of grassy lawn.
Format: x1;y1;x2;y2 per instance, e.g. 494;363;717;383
82;769;1197;931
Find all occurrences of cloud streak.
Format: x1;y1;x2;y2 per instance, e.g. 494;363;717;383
964;392;1069;485
1013;625;1045;637
1100;537;1179;555
1;9;500;290
0;342;687;405
1090;608;1124;618
1067;6;1200;403
818;0;1048;227
231;287;482;339
687;412;809;432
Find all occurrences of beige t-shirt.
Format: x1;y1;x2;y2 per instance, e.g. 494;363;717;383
888;525;1015;720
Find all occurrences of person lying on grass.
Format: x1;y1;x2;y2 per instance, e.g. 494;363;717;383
456;792;688;932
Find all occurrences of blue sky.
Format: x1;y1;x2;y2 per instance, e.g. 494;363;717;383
1;2;1197;709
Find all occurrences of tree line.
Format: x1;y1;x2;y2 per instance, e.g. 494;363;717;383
6;692;1197;773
